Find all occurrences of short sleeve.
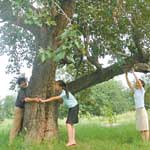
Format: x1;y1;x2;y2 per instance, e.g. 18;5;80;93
60;90;66;99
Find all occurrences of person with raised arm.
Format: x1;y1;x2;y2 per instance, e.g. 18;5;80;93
125;69;149;141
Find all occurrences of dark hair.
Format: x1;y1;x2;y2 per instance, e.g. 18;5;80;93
17;77;27;85
56;80;69;98
139;79;145;87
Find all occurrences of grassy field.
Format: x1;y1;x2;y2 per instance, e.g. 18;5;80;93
0;112;150;150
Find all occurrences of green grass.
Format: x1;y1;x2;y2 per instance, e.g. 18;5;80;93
0;113;150;150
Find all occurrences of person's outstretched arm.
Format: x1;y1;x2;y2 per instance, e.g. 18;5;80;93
132;69;143;89
125;72;134;91
40;96;62;103
24;97;40;102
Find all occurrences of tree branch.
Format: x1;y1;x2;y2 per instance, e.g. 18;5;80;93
128;16;146;61
134;63;150;72
51;0;75;48
52;0;72;24
68;55;149;94
87;56;102;69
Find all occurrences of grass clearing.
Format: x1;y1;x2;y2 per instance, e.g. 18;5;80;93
0;112;150;150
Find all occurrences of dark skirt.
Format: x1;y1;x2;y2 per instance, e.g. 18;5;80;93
66;104;79;124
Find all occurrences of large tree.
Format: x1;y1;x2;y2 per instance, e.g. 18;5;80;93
0;0;150;142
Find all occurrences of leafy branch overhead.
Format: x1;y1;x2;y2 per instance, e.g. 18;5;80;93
38;24;85;63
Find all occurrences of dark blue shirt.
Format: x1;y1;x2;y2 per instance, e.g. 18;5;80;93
15;88;27;108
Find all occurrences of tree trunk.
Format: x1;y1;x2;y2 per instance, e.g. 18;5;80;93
23;56;58;142
22;26;58;141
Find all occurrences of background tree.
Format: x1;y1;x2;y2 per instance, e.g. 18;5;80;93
0;0;150;142
144;75;150;109
0;100;4;122
2;96;15;119
77;79;134;116
0;95;15;121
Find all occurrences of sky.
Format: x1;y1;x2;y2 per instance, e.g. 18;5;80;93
0;55;14;99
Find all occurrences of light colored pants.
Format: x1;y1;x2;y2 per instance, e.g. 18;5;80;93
136;107;149;131
9;107;24;144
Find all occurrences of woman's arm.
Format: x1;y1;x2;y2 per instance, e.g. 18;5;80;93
125;72;134;91
40;96;62;103
132;69;143;88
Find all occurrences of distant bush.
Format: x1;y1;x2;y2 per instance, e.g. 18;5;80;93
0;95;15;119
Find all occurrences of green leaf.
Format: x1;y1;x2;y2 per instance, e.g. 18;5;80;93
41;53;46;63
67;55;75;63
54;50;66;62
74;39;81;49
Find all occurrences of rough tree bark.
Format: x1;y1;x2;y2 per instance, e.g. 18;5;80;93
23;56;58;141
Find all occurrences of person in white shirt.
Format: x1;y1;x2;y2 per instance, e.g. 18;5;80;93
40;80;79;147
125;69;149;141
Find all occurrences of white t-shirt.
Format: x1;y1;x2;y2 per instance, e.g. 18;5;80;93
60;90;78;108
134;87;145;109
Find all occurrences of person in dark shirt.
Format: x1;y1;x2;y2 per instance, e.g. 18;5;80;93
9;77;39;144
